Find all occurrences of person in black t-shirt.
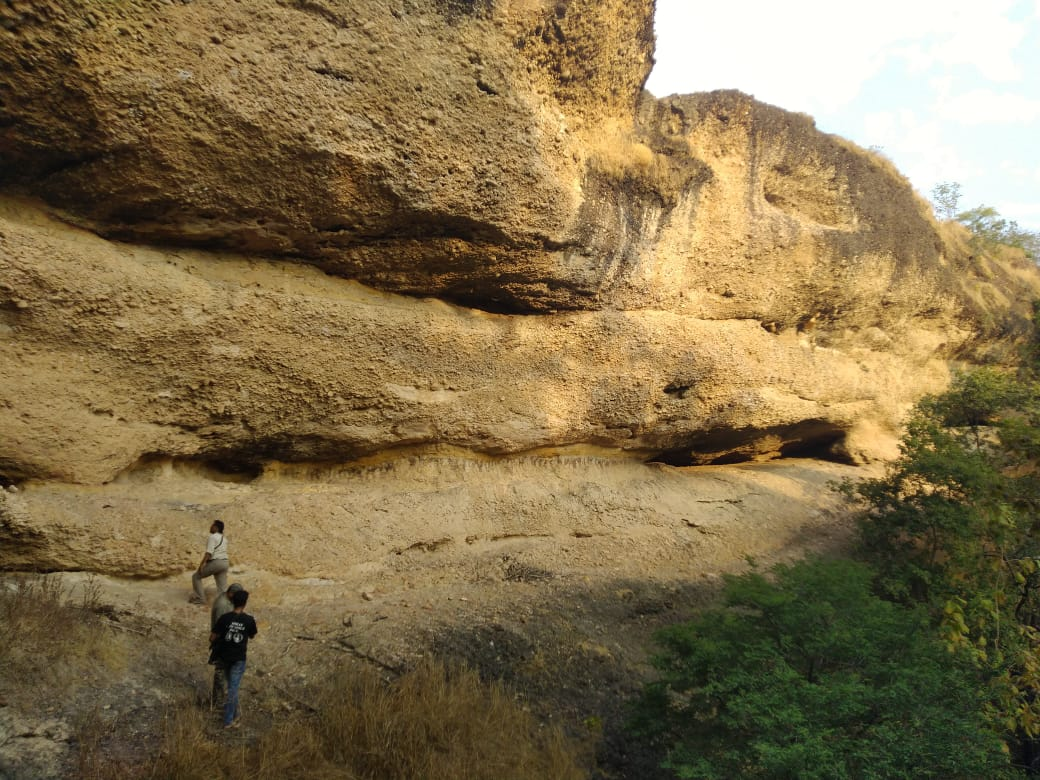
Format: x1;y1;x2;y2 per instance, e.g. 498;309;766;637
209;588;258;729
208;582;244;708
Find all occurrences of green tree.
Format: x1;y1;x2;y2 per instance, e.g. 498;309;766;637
957;205;1040;261
931;181;962;221
848;367;1040;761
631;558;1011;779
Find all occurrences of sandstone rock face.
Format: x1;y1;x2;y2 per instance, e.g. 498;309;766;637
1;0;654;312
1;196;926;484
1;1;1039;576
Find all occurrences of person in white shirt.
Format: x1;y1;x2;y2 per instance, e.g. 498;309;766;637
190;519;229;604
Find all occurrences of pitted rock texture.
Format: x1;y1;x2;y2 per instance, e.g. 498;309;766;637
0;0;656;313
0;0;1002;319
1;0;1039;567
2;197;935;484
0;456;858;579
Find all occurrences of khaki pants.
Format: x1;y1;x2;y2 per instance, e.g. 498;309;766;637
191;559;229;602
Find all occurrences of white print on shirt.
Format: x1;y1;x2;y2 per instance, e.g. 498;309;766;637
225;619;248;644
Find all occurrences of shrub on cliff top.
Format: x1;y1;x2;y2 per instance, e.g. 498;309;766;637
847;364;1040;769
930;182;1039;261
956;205;1040;261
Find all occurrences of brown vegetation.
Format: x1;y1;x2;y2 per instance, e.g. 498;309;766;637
105;662;588;779
0;575;127;702
1;575;589;778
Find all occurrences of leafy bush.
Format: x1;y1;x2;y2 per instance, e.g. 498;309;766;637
929;181;1038;260
630;354;1040;777
957;205;1040;261
931;181;962;221
631;558;1012;779
851;369;1024;602
846;363;1040;769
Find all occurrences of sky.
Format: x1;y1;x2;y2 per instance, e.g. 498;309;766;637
645;0;1040;232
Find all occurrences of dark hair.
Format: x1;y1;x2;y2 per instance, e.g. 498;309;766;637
213;520;225;533
231;589;249;608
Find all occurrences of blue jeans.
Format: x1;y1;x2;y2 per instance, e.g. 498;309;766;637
223;659;246;726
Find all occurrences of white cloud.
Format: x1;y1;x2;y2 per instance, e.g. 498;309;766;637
920;14;1026;81
885;2;1026;81
996;201;1040;227
860;109;977;188
895;44;937;75
999;160;1031;177
646;2;892;111
999;201;1040;215
648;3;901;110
862;110;897;139
647;0;1040;231
647;0;1029;109
936;90;1040;124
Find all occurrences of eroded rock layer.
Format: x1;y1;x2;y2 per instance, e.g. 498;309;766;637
1;0;655;312
0;456;857;579
2;196;933;483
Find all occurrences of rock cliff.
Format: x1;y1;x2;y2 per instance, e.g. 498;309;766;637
1;0;1038;576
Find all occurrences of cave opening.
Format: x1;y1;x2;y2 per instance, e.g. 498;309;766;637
647;421;854;467
108;453;264;485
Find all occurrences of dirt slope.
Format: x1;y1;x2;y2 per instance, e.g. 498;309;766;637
0;457;861;778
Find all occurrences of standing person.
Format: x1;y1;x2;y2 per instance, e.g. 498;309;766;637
209;588;258;729
209;583;244;707
190;519;229;605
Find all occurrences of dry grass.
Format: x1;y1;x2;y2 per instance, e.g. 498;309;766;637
585;118;667;188
935;217;1040;360
73;708;151;780
0;574;127;700
832;135;905;185
147;660;589;780
831;135;941;225
1;577;589;778
147;704;345;780
317;660;588;779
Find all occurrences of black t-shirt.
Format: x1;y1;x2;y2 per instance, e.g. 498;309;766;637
212;610;258;664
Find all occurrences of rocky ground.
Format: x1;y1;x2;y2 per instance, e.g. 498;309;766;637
0;457;865;779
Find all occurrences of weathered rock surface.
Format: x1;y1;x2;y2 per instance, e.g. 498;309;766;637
0;455;857;579
0;0;654;312
1;0;1020;316
0;195;988;485
1;1;1039;577
0;710;69;780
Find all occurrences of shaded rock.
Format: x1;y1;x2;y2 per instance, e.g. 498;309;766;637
0;710;70;780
